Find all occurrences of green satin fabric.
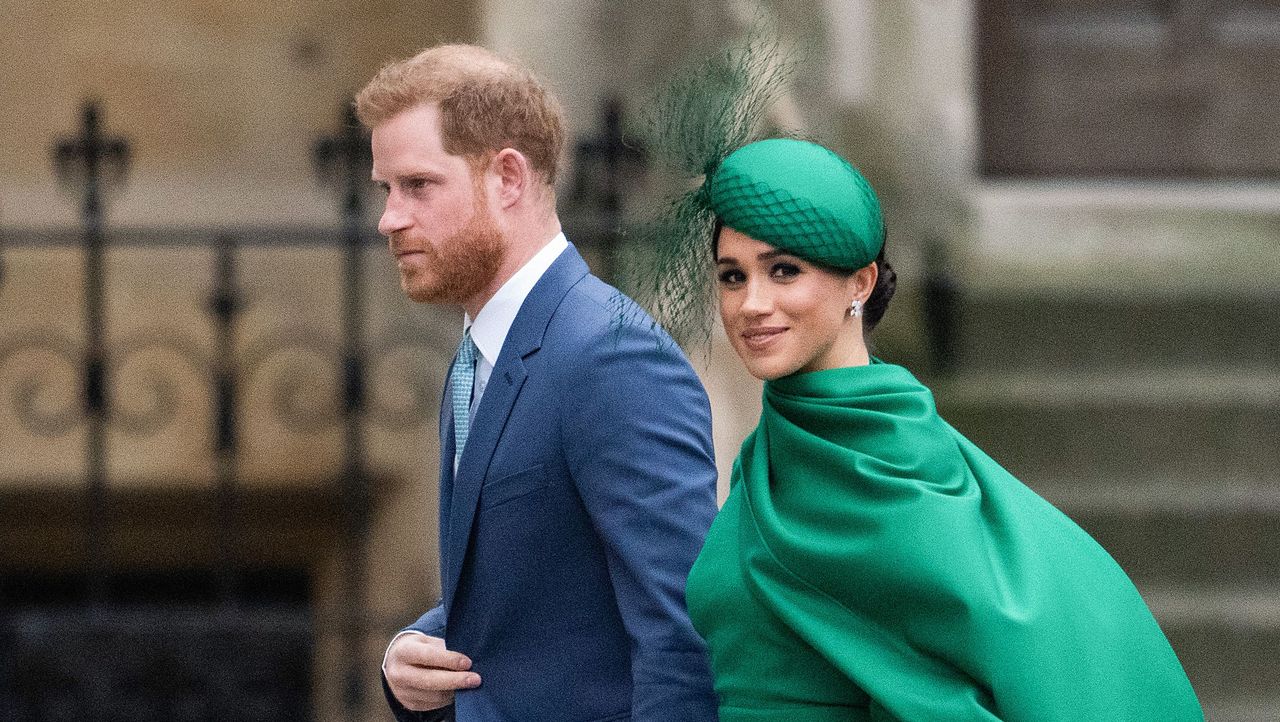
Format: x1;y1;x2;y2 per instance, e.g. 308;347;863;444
687;361;1203;721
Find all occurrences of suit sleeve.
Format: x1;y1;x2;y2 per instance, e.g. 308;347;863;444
406;604;446;638
561;322;720;720
381;675;454;722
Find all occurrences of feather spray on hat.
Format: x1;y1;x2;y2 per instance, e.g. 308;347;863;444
617;32;799;347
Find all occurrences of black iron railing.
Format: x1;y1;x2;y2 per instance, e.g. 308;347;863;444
0;101;445;721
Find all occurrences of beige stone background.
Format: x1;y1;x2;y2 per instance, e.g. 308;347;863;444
3;1;1279;720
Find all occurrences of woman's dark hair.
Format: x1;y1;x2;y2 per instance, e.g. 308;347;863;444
712;218;898;334
862;241;896;334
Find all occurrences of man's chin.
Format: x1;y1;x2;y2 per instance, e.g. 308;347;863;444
402;276;444;304
402;277;485;306
404;285;450;305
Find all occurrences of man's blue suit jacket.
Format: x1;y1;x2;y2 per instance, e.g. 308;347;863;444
387;244;719;721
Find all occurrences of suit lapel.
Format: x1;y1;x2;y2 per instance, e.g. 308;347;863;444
441;244;592;607
437;362;457;584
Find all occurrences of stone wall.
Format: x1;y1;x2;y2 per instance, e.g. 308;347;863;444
1;0;477;229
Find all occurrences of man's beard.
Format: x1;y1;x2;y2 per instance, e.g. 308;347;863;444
396;205;505;305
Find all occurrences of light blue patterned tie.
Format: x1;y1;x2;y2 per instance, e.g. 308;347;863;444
451;330;478;465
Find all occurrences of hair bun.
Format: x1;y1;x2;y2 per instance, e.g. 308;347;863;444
863;254;896;333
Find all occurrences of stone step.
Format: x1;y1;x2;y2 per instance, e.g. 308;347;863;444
952;291;1280;372
934;370;1280;484
1141;585;1280;715
1200;695;1280;722
1032;482;1280;587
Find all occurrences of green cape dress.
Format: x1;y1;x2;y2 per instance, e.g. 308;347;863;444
686;361;1202;721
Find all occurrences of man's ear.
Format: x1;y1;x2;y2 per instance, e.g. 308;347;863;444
491;148;531;209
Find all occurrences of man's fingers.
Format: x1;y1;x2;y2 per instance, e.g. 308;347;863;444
412;668;482;691
384;634;481;711
385;665;481;711
395;635;473;671
386;663;481;694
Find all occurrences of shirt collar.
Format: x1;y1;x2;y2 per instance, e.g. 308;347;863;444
464;232;569;367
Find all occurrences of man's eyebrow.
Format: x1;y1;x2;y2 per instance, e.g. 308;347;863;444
407;170;448;182
372;170;448;184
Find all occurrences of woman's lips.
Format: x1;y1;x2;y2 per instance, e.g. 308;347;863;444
740;326;786;352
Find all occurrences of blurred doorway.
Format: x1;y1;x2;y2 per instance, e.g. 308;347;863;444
0;570;311;722
0;487;343;721
979;0;1280;177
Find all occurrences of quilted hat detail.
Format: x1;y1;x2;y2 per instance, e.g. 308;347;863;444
709;138;883;271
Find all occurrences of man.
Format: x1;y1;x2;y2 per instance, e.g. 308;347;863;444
356;45;719;721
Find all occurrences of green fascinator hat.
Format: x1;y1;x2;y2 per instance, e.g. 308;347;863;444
710;138;884;271
621;34;883;346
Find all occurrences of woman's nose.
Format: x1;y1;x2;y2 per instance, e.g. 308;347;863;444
739;280;773;315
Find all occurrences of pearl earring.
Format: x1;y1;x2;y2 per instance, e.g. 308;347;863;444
850;299;864;318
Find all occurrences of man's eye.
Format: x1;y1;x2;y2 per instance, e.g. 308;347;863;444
717;269;746;285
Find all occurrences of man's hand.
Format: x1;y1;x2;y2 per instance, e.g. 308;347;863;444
384;634;482;711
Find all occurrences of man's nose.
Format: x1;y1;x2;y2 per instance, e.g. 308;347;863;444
378;195;411;236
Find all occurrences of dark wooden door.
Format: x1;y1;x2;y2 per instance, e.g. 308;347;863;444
979;0;1280;177
0;570;312;722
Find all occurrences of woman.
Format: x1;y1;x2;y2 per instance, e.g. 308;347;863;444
680;138;1203;721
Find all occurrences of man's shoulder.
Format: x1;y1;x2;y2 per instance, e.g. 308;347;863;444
561;271;622;313
528;272;682;365
546;273;631;330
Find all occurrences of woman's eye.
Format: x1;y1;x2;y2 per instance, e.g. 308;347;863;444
770;263;801;279
717;269;746;285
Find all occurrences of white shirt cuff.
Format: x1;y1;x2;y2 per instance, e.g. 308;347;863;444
382;629;431;675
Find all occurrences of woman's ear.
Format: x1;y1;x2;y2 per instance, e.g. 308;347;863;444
846;261;879;305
